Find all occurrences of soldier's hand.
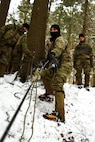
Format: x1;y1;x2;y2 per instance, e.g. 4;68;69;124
47;52;55;61
32;69;40;82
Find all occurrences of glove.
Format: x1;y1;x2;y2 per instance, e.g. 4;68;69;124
43;52;55;69
46;52;59;73
47;52;55;61
32;69;40;82
49;57;59;73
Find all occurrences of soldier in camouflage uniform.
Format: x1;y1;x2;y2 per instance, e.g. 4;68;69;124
0;24;24;76
11;23;33;83
39;24;72;122
10;23;29;73
73;33;93;90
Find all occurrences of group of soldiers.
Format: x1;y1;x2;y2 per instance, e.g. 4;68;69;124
0;23;32;82
0;23;94;122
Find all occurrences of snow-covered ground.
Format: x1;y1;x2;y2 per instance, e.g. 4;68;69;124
0;73;95;142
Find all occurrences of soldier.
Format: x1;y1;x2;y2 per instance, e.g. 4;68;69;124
11;23;33;83
73;33;93;90
0;24;24;77
10;23;30;73
39;24;72;122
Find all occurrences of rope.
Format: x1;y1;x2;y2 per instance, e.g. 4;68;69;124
0;83;32;142
27;81;38;142
0;63;43;142
19;83;35;142
19;80;38;142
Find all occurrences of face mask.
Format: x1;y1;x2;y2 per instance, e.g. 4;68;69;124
50;32;60;38
50;32;60;42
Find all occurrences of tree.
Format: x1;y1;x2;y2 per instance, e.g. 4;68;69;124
17;0;33;24
0;0;11;28
27;0;49;66
82;0;89;35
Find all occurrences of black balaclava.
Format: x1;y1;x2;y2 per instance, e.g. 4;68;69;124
50;24;61;41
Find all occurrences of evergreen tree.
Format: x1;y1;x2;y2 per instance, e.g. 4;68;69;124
17;0;33;24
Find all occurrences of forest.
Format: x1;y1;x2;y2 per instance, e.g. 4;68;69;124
0;0;95;63
1;1;95;142
0;0;95;80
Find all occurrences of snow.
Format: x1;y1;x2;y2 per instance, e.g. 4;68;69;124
0;73;95;142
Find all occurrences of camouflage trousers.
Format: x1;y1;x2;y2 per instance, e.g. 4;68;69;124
41;64;72;91
41;65;72;121
75;57;91;87
0;63;7;77
0;46;12;75
19;58;32;83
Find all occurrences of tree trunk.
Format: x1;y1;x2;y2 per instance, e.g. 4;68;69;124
68;17;72;47
82;0;88;35
27;0;49;66
0;0;11;28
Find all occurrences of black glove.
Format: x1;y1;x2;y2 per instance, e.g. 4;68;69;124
46;52;59;73
49;57;59;73
43;52;55;69
47;52;55;61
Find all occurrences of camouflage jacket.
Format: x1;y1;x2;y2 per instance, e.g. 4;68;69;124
0;24;23;48
12;33;32;61
46;36;72;67
73;42;93;68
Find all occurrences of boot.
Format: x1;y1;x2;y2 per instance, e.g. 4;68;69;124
0;63;7;77
39;93;53;102
43;111;63;122
55;91;65;122
43;91;65;122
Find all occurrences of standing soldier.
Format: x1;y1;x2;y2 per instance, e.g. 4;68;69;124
73;33;93;90
10;23;30;73
0;24;24;77
39;24;72;122
11;23;33;83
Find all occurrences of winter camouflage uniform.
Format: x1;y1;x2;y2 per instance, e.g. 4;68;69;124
73;42;93;87
41;36;72;121
12;33;32;82
0;24;24;76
